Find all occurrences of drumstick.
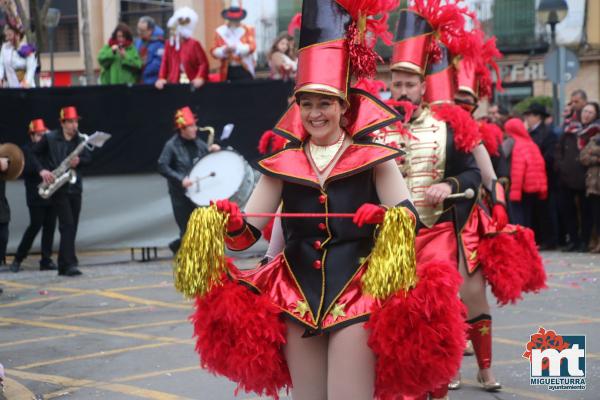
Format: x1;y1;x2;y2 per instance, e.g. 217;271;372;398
446;188;475;200
195;172;216;182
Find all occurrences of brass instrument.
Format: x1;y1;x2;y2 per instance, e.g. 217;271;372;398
198;126;215;147
0;143;25;180
38;132;111;199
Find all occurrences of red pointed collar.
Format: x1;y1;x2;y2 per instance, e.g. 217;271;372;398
274;89;401;144
256;142;403;188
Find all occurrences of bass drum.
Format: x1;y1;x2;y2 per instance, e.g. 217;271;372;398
186;150;256;207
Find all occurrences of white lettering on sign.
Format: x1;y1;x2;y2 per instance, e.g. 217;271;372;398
498;62;546;82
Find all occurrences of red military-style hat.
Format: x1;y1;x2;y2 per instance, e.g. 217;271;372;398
59;106;81;121
174;106;197;129
390;9;434;76
29;118;49;134
455;32;503;101
423;44;456;106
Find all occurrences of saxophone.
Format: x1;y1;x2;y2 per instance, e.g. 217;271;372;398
38;132;111;199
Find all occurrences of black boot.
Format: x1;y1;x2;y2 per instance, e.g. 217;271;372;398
10;259;21;273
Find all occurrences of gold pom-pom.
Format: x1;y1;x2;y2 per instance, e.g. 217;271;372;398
173;205;228;298
362;207;417;299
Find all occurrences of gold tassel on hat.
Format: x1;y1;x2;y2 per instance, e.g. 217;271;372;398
362;207;417;299
173;205;228;298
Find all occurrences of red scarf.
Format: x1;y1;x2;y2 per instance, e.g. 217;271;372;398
108;38;133;48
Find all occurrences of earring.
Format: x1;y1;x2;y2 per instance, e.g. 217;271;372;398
340;116;348;128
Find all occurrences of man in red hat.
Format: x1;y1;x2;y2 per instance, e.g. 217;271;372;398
11;119;57;273
155;7;209;90
158;106;220;253
380;8;482;400
32;106;92;276
211;0;256;81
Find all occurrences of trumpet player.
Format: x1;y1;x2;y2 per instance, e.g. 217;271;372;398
32;106;92;277
158;106;220;253
11;119;57;273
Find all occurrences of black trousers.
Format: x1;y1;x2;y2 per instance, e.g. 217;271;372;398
53;192;82;270
15;204;57;265
511;194;537;229
590;194;600;239
227;65;254;81
170;194;197;252
559;187;593;245
0;222;8;264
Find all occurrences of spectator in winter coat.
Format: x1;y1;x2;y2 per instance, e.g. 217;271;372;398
577;103;600;252
504;118;548;228
98;23;142;85
135;16;165;85
524;102;559;249
555;101;595;252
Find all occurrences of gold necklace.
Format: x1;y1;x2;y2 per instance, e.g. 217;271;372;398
308;132;345;173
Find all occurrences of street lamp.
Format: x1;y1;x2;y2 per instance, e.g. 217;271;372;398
537;0;568;125
44;8;61;87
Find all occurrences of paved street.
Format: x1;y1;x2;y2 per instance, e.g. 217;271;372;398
0;247;598;400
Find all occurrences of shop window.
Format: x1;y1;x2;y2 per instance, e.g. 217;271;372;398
494;83;533;111
120;0;173;35
32;0;80;53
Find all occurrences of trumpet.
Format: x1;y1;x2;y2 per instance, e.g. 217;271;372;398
198;126;215;147
0;143;25;180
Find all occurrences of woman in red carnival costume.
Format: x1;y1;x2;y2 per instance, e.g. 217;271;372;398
174;1;468;399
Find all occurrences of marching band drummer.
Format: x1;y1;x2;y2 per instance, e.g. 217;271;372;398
158;106;221;254
32;106;92;277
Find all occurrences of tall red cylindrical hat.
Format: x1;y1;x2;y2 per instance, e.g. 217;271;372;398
29;119;49;134
294;0;351;101
60;106;81;121
456;58;478;99
424;44;456;106
174;106;197;129
390;10;434;76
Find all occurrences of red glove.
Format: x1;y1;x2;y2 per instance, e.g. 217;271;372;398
353;203;386;228
492;204;509;231
213;199;244;233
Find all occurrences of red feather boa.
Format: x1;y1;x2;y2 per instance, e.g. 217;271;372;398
479;121;503;156
192;279;291;398
478;226;547;306
433;104;481;153
367;260;467;398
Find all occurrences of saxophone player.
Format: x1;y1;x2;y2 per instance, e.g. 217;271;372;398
158;106;220;253
32;106;92;276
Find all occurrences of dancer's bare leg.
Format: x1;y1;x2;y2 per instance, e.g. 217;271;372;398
283;320;328;400
459;257;496;384
327;323;375;400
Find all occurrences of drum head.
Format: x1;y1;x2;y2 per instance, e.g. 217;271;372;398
186;150;248;206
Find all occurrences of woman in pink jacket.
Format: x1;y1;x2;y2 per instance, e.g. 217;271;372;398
505;118;548;227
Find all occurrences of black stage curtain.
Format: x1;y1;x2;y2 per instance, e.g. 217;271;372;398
0;80;293;175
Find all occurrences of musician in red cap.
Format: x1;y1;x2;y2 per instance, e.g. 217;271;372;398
182;1;468;399
158;106;220;254
10;119;57;273
155;7;209;90
211;0;256;81
32;106;92;277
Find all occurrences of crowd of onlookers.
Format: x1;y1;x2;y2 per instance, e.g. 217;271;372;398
1;9;297;88
488;89;600;253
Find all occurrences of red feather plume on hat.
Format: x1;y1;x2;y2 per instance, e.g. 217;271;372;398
287;13;302;36
411;0;474;64
334;0;400;79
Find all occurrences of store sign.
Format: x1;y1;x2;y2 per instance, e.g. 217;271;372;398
499;62;547;83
